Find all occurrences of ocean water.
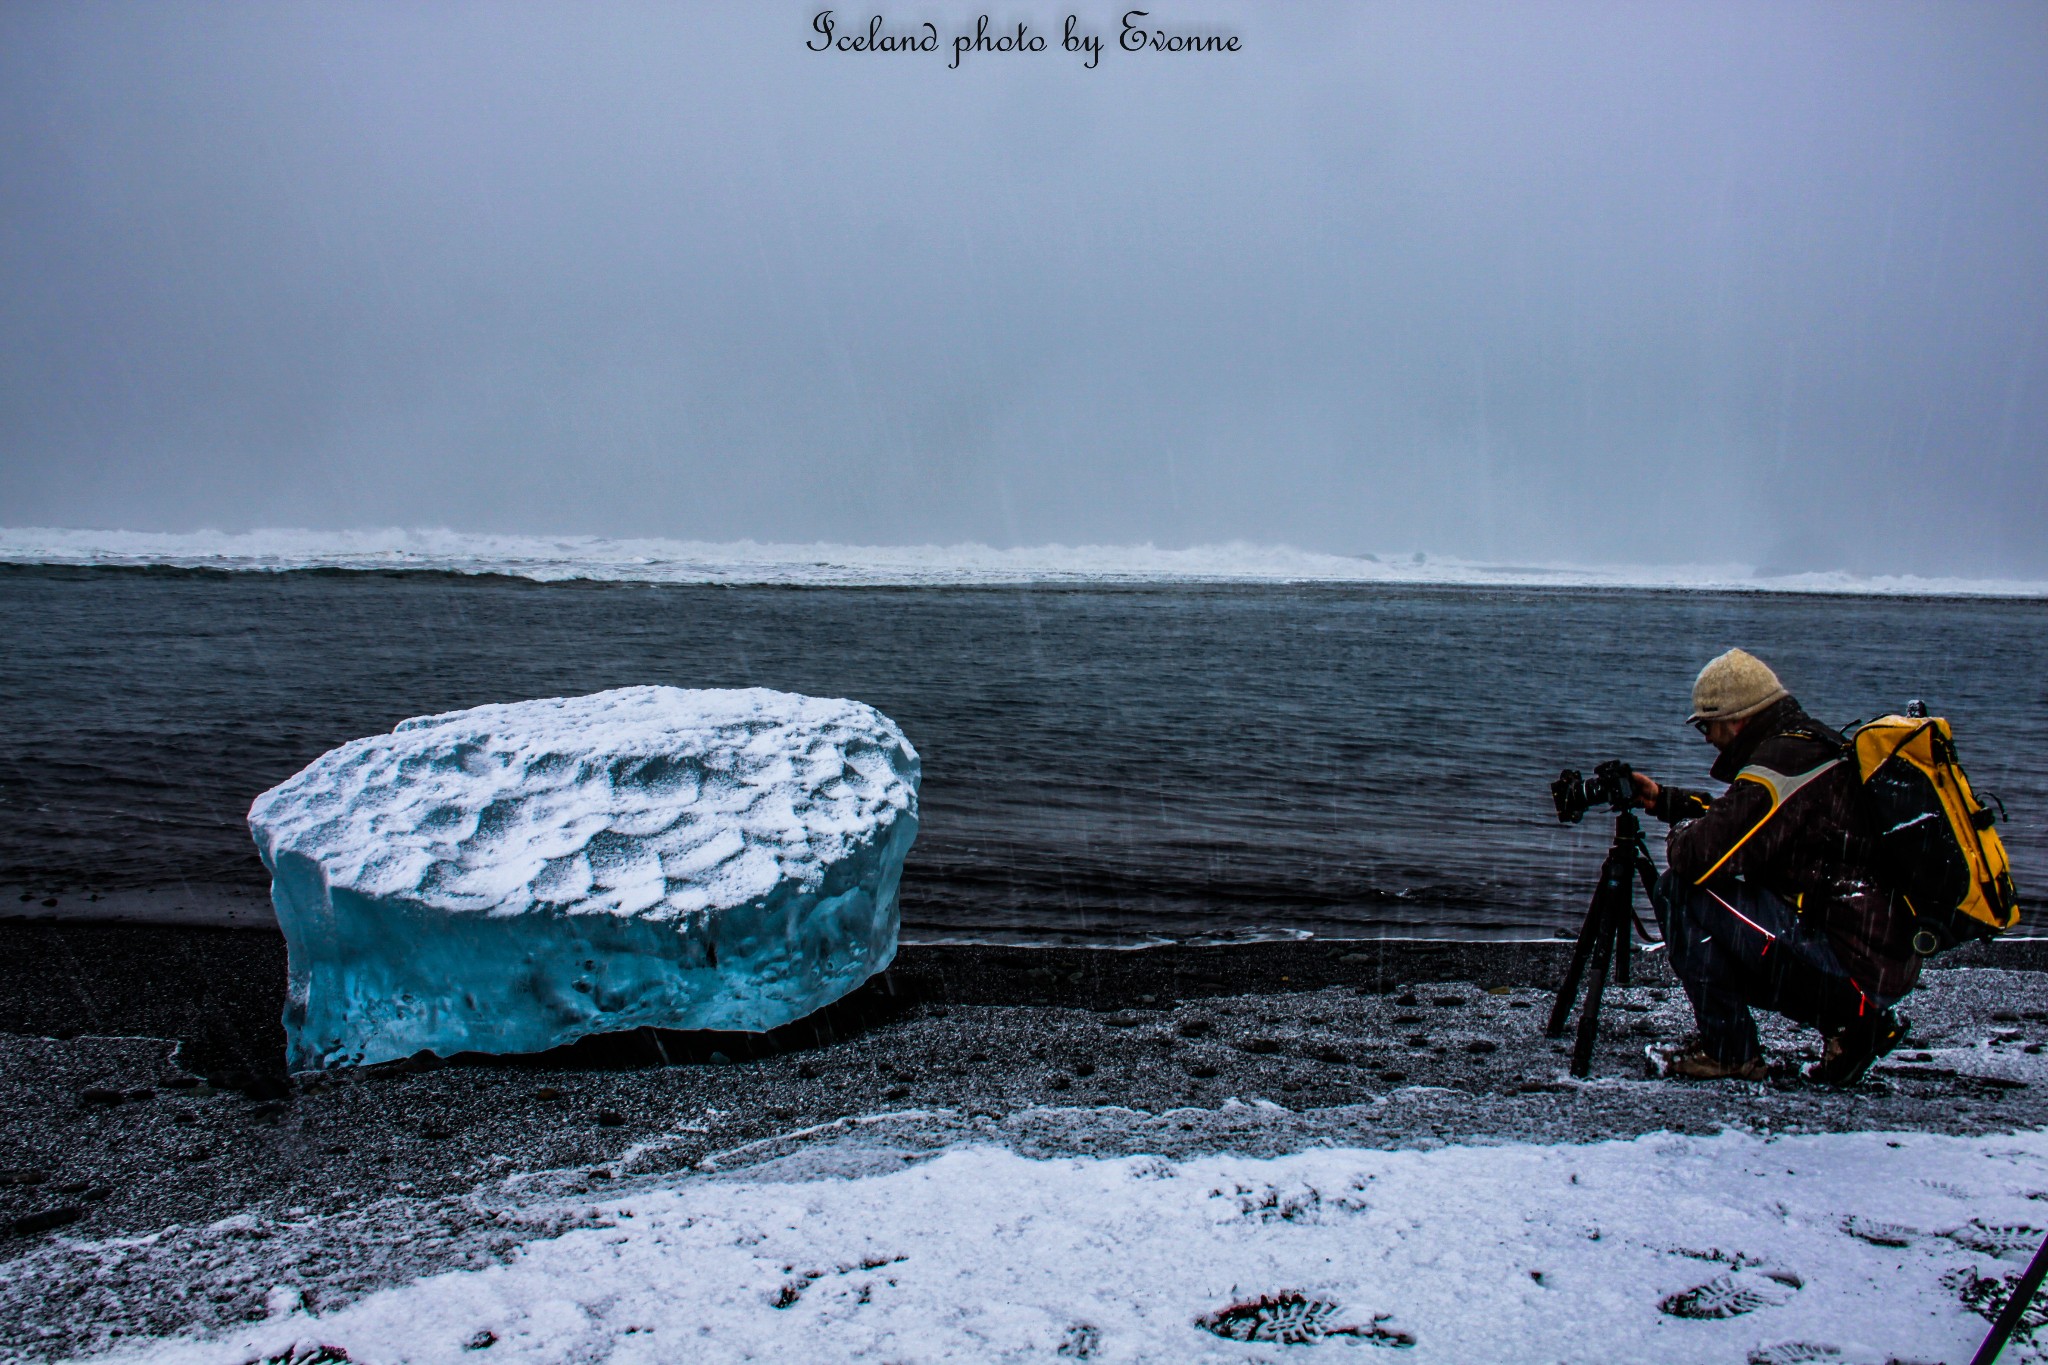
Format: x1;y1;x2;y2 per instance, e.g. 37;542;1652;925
2;565;2041;944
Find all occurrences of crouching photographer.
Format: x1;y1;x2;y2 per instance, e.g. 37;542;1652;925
1630;649;1915;1085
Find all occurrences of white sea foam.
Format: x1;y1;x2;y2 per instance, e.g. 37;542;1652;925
4;525;2045;597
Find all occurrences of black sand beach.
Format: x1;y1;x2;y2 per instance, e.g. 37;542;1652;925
6;921;2048;1357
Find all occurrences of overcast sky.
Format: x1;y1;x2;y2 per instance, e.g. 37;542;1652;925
2;2;2043;574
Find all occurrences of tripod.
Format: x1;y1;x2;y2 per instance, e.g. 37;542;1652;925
1546;809;1663;1077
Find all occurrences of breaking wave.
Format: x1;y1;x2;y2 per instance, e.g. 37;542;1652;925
5;526;2045;597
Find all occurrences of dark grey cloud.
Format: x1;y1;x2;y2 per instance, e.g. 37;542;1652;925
2;1;2043;574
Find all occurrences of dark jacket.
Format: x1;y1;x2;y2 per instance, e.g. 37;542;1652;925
1652;697;1921;1000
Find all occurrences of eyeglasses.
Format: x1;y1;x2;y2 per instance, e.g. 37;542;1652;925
1688;718;1712;735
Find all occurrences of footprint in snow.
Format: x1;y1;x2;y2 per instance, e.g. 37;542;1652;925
1918;1178;1977;1201
1947;1265;2048;1342
261;1347;352;1365
1747;1342;1904;1365
1056;1323;1101;1358
1949;1220;2046;1259
1841;1214;1919;1247
1747;1344;1844;1365
1196;1292;1415;1347
1659;1269;1802;1319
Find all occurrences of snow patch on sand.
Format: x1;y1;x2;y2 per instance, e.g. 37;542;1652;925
66;1127;2048;1363
6;526;2044;597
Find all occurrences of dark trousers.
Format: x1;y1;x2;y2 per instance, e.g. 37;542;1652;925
1654;873;1893;1064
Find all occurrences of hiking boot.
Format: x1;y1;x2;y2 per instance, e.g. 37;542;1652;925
1805;1010;1908;1087
1645;1037;1767;1081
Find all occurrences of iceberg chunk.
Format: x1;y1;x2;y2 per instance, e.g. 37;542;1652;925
248;686;919;1070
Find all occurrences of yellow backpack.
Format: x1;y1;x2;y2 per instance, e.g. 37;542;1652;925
1852;704;2020;955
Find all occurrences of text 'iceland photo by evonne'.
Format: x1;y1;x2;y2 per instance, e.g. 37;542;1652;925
806;10;1244;69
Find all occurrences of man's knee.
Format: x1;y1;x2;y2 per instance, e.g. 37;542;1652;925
1670;876;1802;941
1657;876;1799;985
1654;872;1714;980
1653;870;1682;934
1656;872;1723;945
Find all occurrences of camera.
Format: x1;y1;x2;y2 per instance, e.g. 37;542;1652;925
1551;760;1637;824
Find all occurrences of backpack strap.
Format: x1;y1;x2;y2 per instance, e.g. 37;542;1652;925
1692;757;1846;885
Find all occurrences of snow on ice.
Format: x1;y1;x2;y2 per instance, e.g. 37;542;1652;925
67;1125;2048;1364
248;687;919;1070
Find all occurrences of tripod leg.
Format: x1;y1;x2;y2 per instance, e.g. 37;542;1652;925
1547;876;1609;1038
1616;879;1634;987
1571;898;1617;1077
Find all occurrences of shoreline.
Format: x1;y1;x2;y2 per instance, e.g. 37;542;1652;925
0;882;1576;947
10;887;2044;949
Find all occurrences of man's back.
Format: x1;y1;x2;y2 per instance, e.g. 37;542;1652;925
1662;697;1918;1000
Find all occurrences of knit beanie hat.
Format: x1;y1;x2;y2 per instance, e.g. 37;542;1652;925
1688;649;1789;724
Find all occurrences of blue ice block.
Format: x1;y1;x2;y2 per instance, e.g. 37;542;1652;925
248;686;919;1070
